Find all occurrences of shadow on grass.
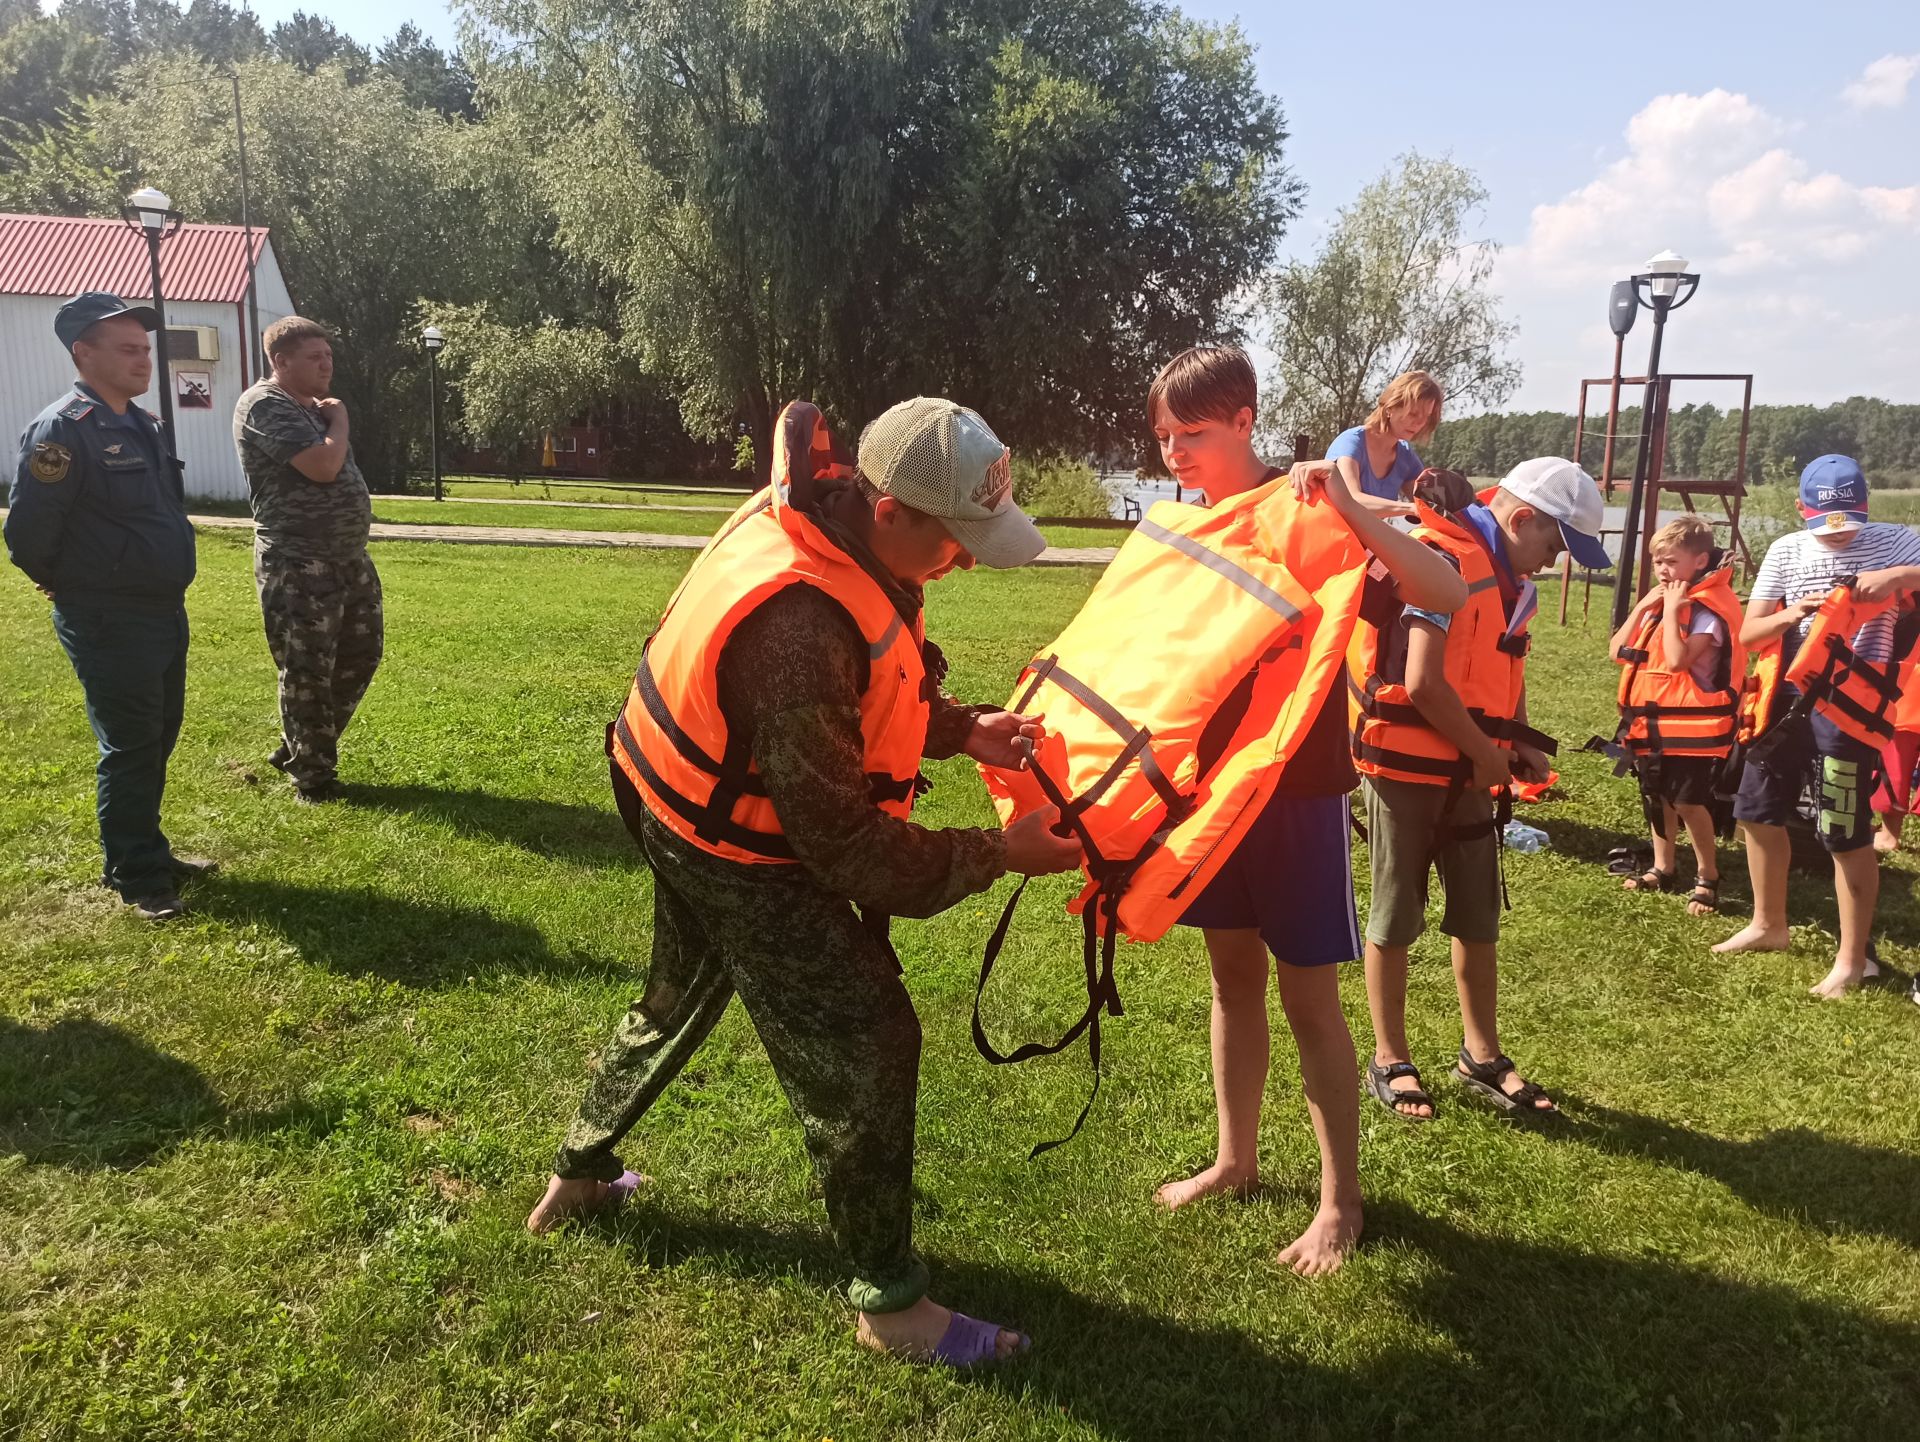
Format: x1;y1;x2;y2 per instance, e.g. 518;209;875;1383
596;1197;1918;1438
341;782;640;869
0;1016;225;1168
1553;1097;1920;1251
195;876;625;985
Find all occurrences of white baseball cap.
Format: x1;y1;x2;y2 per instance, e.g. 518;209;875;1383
1499;457;1612;569
858;398;1046;569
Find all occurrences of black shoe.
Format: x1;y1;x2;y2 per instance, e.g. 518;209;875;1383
294;779;345;805
169;854;220;881
267;743;292;773
129;891;187;921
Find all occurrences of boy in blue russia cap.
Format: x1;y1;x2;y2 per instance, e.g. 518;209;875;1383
4;291;211;920
1715;454;1920;996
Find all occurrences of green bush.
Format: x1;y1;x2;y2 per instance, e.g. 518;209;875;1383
1012;453;1111;518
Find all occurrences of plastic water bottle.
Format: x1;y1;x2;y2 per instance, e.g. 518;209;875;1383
1502;820;1549;854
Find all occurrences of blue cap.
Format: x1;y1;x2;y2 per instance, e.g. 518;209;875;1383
55;291;160;351
1798;454;1867;534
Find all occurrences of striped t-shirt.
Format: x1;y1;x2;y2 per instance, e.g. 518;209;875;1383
1750;523;1920;662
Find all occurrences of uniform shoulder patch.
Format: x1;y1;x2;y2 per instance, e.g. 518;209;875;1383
29;441;72;484
56;396;95;422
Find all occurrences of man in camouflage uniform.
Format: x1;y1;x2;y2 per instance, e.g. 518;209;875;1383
231;316;380;803
527;398;1082;1368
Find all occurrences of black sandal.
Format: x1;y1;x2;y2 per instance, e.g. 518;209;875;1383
1622;867;1676;893
1687;879;1720;914
1366;1059;1435;1122
1454;1047;1557;1115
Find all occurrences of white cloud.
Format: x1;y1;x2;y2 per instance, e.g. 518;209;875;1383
1843;54;1920;111
1498;88;1920;409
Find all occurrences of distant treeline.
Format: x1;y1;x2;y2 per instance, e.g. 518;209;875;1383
1418;397;1920;487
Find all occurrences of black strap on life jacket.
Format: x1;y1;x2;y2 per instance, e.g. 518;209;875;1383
1748;595;1902;762
973;660;1197;1158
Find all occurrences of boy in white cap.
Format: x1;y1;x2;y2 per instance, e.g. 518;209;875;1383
1351;457;1611;1120
527;398;1081;1366
1715;454;1920;997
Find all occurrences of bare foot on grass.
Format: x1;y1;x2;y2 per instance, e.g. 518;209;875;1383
524;1173;643;1234
1277;1201;1363;1277
1711;922;1790;955
1810;956;1882;1000
1154;1163;1258;1211
856;1295;1027;1366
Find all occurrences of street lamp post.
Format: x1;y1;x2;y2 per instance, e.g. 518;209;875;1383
1610;249;1702;627
422;326;445;502
120;186;183;458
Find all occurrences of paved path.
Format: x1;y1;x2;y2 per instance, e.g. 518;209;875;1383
183;513;1118;566
435;495;735;513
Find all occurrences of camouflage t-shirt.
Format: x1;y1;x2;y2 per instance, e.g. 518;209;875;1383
232;381;372;559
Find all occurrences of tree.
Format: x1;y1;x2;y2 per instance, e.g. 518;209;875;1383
374;23;475;119
98;57;530;487
268;11;367;79
467;0;1296;468
420;304;635;461
1255;152;1519;451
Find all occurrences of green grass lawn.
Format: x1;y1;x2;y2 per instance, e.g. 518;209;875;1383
435;477;747;507
4;532;1918;1440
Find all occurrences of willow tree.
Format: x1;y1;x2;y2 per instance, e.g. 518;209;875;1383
1257;153;1520;451
465;0;1297;464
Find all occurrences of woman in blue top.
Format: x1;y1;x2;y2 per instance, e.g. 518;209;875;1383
1325;371;1443;516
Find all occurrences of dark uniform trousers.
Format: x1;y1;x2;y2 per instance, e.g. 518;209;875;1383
555;763;931;1315
255;548;383;789
50;600;189;899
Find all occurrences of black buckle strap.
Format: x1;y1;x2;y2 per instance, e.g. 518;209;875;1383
610;711;796;861
635;652;768;797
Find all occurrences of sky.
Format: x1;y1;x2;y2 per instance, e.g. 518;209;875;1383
129;0;1920;411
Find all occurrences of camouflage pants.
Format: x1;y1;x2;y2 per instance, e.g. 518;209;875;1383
554;763;930;1314
255;547;384;790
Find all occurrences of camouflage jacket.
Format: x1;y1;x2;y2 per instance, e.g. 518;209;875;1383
231;381;371;560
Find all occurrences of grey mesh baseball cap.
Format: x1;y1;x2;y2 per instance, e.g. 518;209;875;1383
858;397;1046;568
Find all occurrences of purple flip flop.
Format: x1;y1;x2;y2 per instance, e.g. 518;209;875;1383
931;1310;1030;1368
606;1170;644;1204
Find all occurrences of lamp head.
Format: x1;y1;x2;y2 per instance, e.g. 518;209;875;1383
1645;249;1689;301
421;325;445;352
127;187;172;231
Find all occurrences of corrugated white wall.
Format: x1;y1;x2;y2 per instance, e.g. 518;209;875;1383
3;247;297;505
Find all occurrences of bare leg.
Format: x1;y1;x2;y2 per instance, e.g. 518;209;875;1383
1453;938;1552;1110
1271;959;1363;1276
1812;845;1883;997
1874;812;1904;855
1674;802;1720;915
1156;928;1268;1209
1712;821;1792;953
1363;940;1430;1117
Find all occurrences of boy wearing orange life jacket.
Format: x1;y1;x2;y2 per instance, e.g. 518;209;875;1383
1715;455;1920;998
1608;516;1743;915
1144;346;1467;1275
1351;458;1611;1121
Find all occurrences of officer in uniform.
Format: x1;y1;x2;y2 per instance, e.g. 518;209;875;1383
4;292;211;920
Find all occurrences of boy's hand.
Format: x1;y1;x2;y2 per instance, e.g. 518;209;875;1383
1511;743;1553;784
1852;568;1913;607
1660;578;1690;606
1471;744;1513;793
1635;586;1667;613
1786;593;1826;620
1288;459;1353;509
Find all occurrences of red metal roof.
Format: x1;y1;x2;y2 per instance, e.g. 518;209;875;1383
0;212;273;305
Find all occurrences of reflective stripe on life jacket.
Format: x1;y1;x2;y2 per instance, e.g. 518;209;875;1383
1347;496;1555;787
1615;562;1747;760
1779;579;1900;749
608;401;930;865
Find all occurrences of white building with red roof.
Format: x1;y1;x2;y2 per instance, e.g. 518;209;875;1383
2;211;296;502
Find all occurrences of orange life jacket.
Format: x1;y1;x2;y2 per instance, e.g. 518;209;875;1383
1614;562;1747;761
608;402;930;865
1347;496;1554;787
1892;609;1920;734
973;478;1372;1154
1778;581;1900;750
983;476;1370;944
1737;642;1784;748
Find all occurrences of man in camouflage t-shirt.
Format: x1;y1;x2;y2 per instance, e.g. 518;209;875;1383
231;316;380;802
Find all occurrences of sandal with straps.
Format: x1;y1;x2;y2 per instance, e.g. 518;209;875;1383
1454;1047;1557;1115
1366;1058;1435;1121
1687;878;1720;915
1622;867;1676;894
